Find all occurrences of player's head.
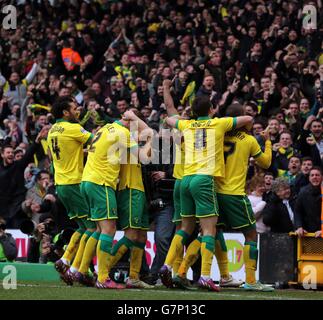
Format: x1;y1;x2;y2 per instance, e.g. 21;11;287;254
51;96;79;122
225;103;245;117
191;96;212;118
130;108;145;121
121;107;145;128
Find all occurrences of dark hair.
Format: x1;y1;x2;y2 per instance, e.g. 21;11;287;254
51;96;74;119
127;107;146;122
301;156;313;164
268;116;279;122
1;145;14;154
310;118;322;127
35;170;50;181
191;96;211;117
253;119;265;128
246;101;258;113
264;171;274;177
280;130;292;137
309;166;322;175
289;155;300;162
225;103;245;117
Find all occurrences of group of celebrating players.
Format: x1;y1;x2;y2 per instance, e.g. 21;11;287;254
49;77;274;292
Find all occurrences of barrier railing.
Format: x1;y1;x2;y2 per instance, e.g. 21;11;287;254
289;232;323;287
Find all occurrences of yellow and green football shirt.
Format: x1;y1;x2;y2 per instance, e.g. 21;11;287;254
176;116;236;177
82;121;137;190
173;131;185;180
118;163;144;192
47;119;92;185
216;130;272;195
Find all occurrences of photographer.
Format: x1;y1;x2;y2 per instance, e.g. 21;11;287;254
25;213;69;264
22;170;57;224
0;217;17;262
142;127;176;282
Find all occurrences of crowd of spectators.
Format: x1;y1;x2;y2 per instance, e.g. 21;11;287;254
0;0;323;265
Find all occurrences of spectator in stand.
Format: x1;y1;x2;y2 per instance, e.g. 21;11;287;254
21;170;57;225
299;117;323;166
272;131;299;176
0;217;17;262
0;127;48;228
281;156;301;186
0;63;39;108
248;175;269;234
294;157;313;193
294;167;323;238
263;172;274;203
263;178;296;233
267;117;280;145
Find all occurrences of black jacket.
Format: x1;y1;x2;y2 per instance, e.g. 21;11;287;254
294;184;321;232
0;142;40;220
262;194;296;233
293;173;310;194
0;232;17;261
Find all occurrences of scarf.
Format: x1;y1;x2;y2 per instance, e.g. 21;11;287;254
278;147;294;159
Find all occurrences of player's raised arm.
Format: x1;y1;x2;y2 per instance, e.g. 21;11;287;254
123;109;149;133
163;79;179;117
165;116;178;129
235;115;253;129
139;133;153;163
254;128;272;169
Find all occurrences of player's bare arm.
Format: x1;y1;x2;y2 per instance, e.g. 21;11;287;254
163;79;180;117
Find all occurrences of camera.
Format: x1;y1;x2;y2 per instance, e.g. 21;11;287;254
43;220;55;234
20;219;37;235
50;228;74;251
43;228;74;263
20;219;55;235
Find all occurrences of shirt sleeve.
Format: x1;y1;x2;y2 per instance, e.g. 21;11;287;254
118;128;138;149
250;136;262;158
252;137;272;169
71;124;92;144
176;119;190;131
217;117;236;133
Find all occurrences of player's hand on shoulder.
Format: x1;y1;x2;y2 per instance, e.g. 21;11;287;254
122;110;137;121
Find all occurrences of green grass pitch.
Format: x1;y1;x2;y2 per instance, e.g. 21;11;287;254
0;281;323;300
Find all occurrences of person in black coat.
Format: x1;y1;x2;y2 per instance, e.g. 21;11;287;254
263;177;296;233
0;217;17;262
0;127;48;228
293;156;313;194
294;167;323;238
